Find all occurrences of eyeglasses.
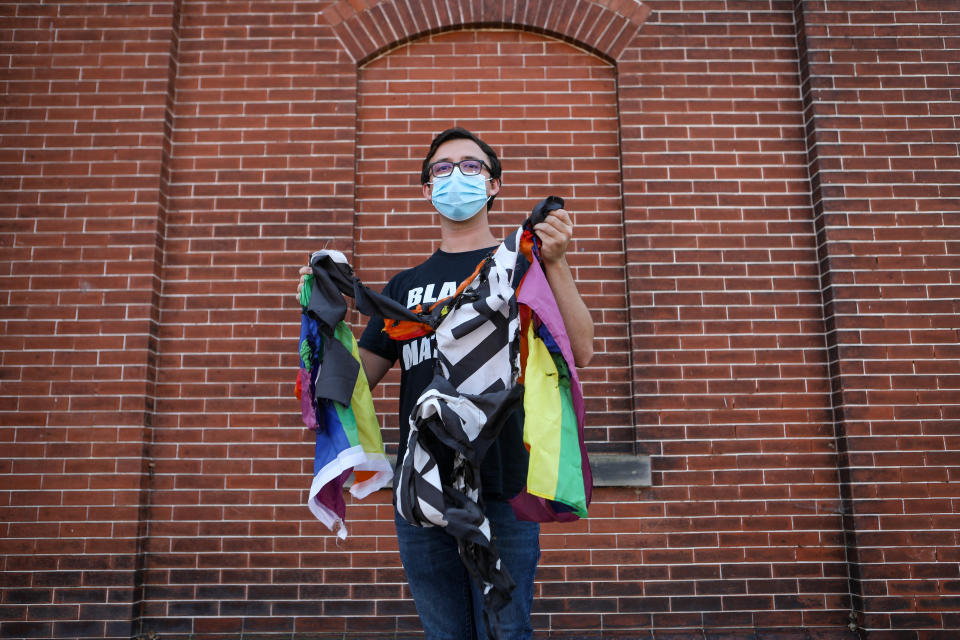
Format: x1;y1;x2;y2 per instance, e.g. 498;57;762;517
429;159;490;179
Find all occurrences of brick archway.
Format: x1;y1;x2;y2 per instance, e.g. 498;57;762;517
321;0;652;63
352;28;636;451
320;0;654;450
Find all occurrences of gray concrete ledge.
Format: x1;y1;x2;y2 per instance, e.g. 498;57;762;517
589;453;652;488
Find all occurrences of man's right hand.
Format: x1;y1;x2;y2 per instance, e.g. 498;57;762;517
296;265;311;302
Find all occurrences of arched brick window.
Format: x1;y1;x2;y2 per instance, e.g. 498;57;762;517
353;28;635;453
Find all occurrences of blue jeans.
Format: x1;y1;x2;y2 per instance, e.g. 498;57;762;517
395;499;540;640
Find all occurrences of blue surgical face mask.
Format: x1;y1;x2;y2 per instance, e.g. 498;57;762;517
430;168;490;222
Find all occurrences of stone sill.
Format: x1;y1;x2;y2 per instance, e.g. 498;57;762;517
590;453;651;488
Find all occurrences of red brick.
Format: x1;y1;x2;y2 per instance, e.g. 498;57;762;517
2;0;957;636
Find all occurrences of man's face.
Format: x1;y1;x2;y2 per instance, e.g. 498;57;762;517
422;138;500;205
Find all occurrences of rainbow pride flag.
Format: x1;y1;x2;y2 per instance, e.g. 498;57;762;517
297;283;392;539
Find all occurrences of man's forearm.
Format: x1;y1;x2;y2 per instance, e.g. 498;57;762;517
359;347;392;389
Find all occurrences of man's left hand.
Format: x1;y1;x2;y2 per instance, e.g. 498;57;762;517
533;208;574;264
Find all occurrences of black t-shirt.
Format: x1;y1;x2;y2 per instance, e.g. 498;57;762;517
358;246;528;500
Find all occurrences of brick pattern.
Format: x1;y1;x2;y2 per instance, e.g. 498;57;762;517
1;0;958;638
139;0;361;637
796;1;960;635
615;2;852;634
322;0;651;63
0;2;176;638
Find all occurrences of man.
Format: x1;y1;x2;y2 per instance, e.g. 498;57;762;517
298;127;594;640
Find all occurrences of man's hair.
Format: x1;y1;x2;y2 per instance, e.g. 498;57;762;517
420;127;502;209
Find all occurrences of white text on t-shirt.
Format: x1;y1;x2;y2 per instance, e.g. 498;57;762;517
406;281;458;308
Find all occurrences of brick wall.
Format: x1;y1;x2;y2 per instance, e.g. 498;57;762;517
1;1;176;638
1;1;957;638
795;2;960;635
144;0;357;636
622;2;851;634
